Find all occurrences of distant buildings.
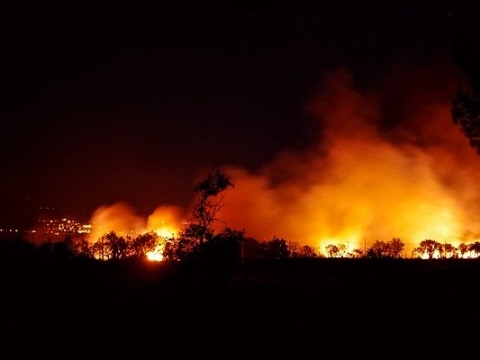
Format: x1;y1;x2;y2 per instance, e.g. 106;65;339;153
24;206;94;242
0;208;94;243
31;217;93;241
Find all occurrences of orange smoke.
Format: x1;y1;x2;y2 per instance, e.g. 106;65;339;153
87;202;185;242
87;63;480;257
214;64;480;255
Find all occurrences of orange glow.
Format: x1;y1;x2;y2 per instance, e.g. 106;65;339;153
147;206;183;239
211;65;480;256
86;64;480;258
146;245;164;261
87;203;184;247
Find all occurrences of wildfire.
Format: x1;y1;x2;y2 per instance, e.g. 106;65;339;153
145;220;179;261
146;245;165;261
85;63;480;257
212;64;480;255
86;203;183;261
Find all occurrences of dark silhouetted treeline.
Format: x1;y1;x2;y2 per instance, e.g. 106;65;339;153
2;171;480;356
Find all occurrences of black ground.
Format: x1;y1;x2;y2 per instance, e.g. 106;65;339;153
2;257;479;357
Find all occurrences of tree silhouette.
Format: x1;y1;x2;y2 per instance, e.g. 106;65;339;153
389;238;405;258
468;241;480;257
0;236;36;260
200;227;244;283
365;238;405;258
367;240;389;258
241;237;263;259
351;248;364;258
451;33;480;154
298;245;318;258
414;239;443;259
131;232;158;259
443;243;457;258
261;237;290;259
37;236;77;260
163;236;197;261
92;231;129;260
160;171;242;285
325;244;339;258
457;243;469;258
182;170;234;248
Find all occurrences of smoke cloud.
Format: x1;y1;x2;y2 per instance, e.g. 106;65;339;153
89;63;480;255
215;64;480;254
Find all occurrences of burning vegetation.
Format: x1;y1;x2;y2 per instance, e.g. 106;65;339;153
12;56;480;262
75;64;480;258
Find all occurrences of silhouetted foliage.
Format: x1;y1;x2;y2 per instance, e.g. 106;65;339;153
241;237;263;259
325;244;340;258
167;171;235;263
389;238;405;258
131;231;158;259
260;237;290;259
468;241;480;257
351;248;364;258
366;240;388;258
37;236;77;260
186;170;234;247
298;245;318;258
367;238;405;259
162;171;245;285
163;236;198;261
91;231;130;260
325;243;354;258
413;239;443;259
443;243;457;258
457;242;469;258
198;227;244;284
71;238;95;259
452;91;480;153
0;236;36;260
452;33;480;154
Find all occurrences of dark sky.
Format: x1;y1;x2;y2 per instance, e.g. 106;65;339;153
1;1;479;228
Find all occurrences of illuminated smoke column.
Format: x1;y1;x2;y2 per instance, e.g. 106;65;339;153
214;64;480;254
87;63;480;256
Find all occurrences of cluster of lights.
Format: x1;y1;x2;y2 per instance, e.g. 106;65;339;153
34;218;93;237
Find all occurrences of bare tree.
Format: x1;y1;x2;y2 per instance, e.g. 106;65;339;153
182;170;234;248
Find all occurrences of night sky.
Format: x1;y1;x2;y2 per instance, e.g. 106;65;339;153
2;1;480;231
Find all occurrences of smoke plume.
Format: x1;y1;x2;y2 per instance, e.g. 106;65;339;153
89;63;480;255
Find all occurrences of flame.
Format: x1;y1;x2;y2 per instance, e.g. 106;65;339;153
87;203;184;261
86;63;480;258
146;244;165;261
146;206;183;239
212;64;480;255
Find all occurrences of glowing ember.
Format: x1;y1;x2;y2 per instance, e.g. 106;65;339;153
146;247;164;261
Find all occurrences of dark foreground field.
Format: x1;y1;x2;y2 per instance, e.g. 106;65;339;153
2;257;480;357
